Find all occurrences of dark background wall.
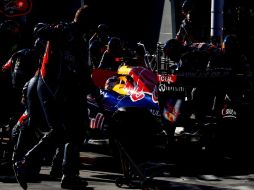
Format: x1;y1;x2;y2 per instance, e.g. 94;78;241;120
1;0;254;57
23;0;165;51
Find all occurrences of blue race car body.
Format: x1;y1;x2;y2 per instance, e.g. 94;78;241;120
87;66;161;137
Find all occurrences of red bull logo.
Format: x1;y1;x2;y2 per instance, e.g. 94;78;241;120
127;67;158;103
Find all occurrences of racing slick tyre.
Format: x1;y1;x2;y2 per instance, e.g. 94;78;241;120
109;106;165;167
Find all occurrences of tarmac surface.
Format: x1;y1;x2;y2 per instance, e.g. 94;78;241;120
1;140;254;190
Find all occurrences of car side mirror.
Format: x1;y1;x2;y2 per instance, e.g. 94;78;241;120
0;0;32;17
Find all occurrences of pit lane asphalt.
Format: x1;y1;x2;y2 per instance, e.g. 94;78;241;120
1;141;254;190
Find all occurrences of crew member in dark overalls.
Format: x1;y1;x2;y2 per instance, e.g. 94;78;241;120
13;5;104;190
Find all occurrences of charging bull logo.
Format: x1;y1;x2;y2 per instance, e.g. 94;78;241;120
127;67;158;103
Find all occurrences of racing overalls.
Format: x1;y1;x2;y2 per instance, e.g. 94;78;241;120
22;22;101;177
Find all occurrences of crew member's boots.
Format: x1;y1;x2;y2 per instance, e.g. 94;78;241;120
13;132;52;190
60;143;88;189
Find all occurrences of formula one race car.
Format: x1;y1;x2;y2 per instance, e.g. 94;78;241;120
87;65;162;140
87;59;245;156
87;63;199;142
